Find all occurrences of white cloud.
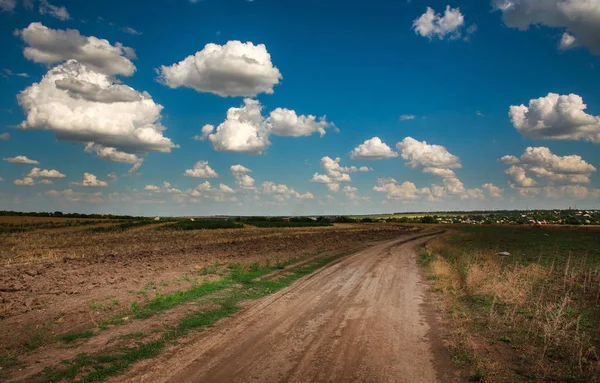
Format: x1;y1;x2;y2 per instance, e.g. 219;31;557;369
208;99;270;154
18;60;177;158
0;0;15;12
506;165;537;188
144;184;161;192
39;0;69;20
219;183;235;193
27;167;66;178
38;179;53;185
0;133;10;140
4;155;39;164
107;172;117;181
185;181;237;203
231;164;256;190
193;124;215;141
396;137;461;169
400;114;416;121
16;22;135;76
46;188;103;202
499;155;519;165
350;137;398;160
460;188;485;200
207;99;334;154
84;143;140;163
261;181;312;200
184;160;219;178
509;93;600;143
122;27;141;35
559;32;577;50
493;0;600;54
373;178;433;201
2;69;29;78
482;183;504;199
413;6;466;40
311;156;370;191
158;40;282;97
267;108;334;137
70;172;108;187
14;177;35;186
501;147;596;191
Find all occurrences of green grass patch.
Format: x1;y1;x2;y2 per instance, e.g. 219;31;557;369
87;220;161;233
40;252;347;382
162;220;243;231
58;331;94;344
245;220;332;228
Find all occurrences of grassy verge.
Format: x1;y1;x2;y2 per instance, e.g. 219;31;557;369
244;221;333;228
161;220;243;230
421;226;600;382
39;252;348;382
87;220;162;233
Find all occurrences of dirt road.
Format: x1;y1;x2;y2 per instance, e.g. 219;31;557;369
118;233;460;383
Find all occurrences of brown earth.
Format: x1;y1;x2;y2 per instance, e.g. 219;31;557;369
113;232;462;383
0;223;422;371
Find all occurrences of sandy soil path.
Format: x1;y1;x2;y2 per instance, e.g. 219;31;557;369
118;232;460;383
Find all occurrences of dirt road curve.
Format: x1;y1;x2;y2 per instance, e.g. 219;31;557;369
119;233;460;383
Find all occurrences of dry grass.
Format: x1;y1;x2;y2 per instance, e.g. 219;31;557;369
422;227;600;382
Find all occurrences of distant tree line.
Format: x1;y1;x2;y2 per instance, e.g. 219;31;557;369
0;210;145;220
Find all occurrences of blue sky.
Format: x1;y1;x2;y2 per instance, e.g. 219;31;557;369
1;0;600;215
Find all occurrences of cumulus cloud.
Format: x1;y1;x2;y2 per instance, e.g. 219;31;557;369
14;177;35;186
501;147;596;191
413;6;465;40
46;188;103;202
55;78;143;103
208;99;270;154
18;60;177;160
0;133;10;140
193;124;215;141
185;181;237;203
492;0;600;54
207;99;334;154
4;155;39;164
184;160;219;178
39;0;69;20
267;108;334;137
400;114;416;121
261;181;313;201
38;179;53;185
350;137;398;160
509;93;600;143
27;167;66;178
158;40;282;97
311;156;370;192
70;172;108;187
107;172;117;181
373;178;433;201
231;164;256;190
397;137;461;169
16;22;135;76
482;183;504;199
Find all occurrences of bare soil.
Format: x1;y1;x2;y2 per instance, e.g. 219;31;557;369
113;232;462;383
1;223;424;380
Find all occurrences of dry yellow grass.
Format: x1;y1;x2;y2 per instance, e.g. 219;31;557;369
422;229;600;382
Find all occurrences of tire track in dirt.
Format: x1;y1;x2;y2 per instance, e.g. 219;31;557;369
115;232;462;383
